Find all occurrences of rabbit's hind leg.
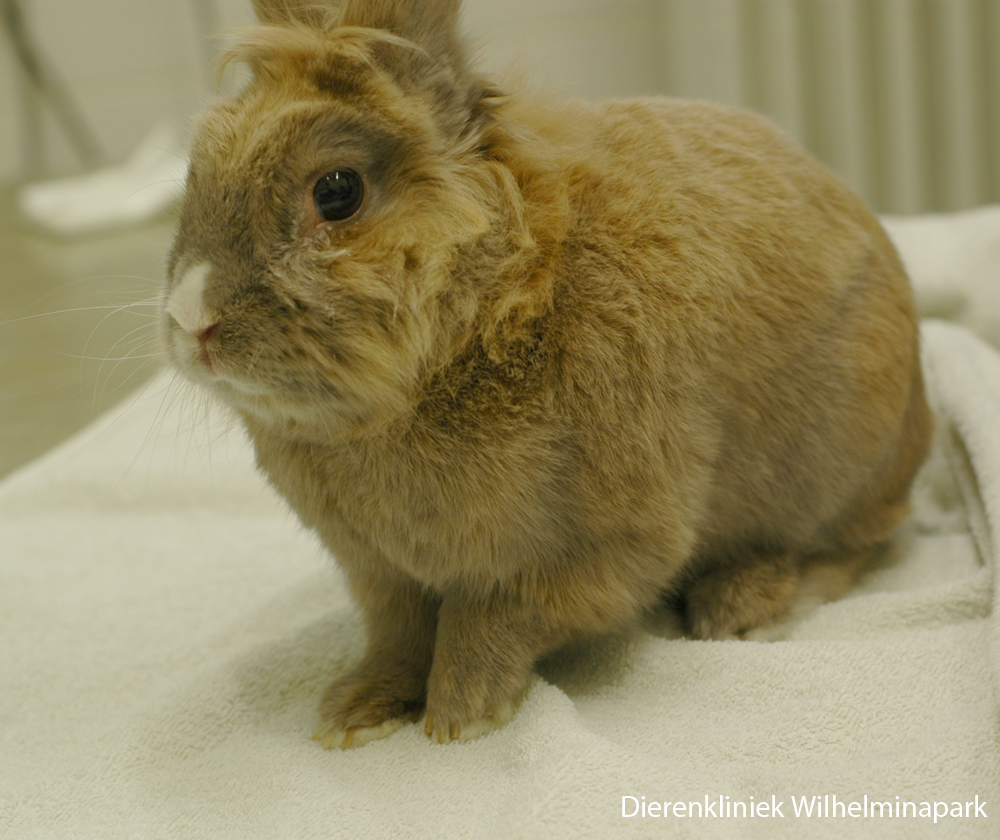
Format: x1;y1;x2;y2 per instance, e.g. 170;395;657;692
682;548;800;640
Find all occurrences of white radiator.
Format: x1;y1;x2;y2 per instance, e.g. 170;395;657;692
658;0;1000;214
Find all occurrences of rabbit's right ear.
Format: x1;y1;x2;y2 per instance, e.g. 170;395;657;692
251;0;336;27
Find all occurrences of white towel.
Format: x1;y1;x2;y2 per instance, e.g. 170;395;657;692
2;210;999;839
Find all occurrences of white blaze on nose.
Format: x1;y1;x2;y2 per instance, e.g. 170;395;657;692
166;262;217;335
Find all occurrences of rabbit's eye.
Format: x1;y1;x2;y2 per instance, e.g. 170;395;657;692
313;170;364;222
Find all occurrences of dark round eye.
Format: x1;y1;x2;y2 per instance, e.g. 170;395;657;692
313;170;364;222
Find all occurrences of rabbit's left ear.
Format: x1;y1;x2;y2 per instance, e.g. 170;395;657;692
251;0;337;27
337;0;463;62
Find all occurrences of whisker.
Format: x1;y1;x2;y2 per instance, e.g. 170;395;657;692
91;318;161;358
2;277;161;327
114;179;187;213
107;375;179;495
97;346;161;407
91;324;162;406
52;351;162;362
0;303;158;327
96;360;160;415
51;311;160;362
73;305;160;405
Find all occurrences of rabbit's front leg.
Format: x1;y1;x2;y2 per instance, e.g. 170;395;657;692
424;588;558;743
315;571;439;749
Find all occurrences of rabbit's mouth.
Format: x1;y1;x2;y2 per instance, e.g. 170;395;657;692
160;254;426;430
160;307;375;429
163;261;278;392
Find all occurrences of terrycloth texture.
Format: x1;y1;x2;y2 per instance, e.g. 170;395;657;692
3;209;1000;839
883;205;1000;349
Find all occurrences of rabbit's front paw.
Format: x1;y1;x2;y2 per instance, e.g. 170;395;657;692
422;590;544;743
423;674;525;744
314;660;426;749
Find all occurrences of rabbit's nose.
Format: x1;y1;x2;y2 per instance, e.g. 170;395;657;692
194;322;220;345
166;261;219;337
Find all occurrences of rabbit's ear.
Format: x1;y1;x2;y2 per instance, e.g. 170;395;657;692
251;0;336;27
337;0;463;58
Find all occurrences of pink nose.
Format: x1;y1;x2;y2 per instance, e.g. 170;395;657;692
195;322;220;345
193;322;220;372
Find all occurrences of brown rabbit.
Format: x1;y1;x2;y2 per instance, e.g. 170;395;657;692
161;0;932;748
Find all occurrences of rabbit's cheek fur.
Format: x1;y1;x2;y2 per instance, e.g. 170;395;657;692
164;235;472;429
163;0;933;748
164;276;396;425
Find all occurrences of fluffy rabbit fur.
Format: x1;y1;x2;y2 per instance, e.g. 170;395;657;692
161;0;932;747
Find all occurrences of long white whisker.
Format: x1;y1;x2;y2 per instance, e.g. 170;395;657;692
82;300;160;353
93;323;162;404
68;301;160;406
95;337;162;407
95;319;161;358
107;375;177;495
0;305;155;327
114;179;187;212
2;278;161;337
53;350;162;362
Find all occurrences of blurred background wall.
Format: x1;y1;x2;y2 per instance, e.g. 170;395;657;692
1;0;999;214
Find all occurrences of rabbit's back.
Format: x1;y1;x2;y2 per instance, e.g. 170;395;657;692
538;96;929;561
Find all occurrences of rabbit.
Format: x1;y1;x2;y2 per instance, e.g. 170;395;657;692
160;0;933;748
